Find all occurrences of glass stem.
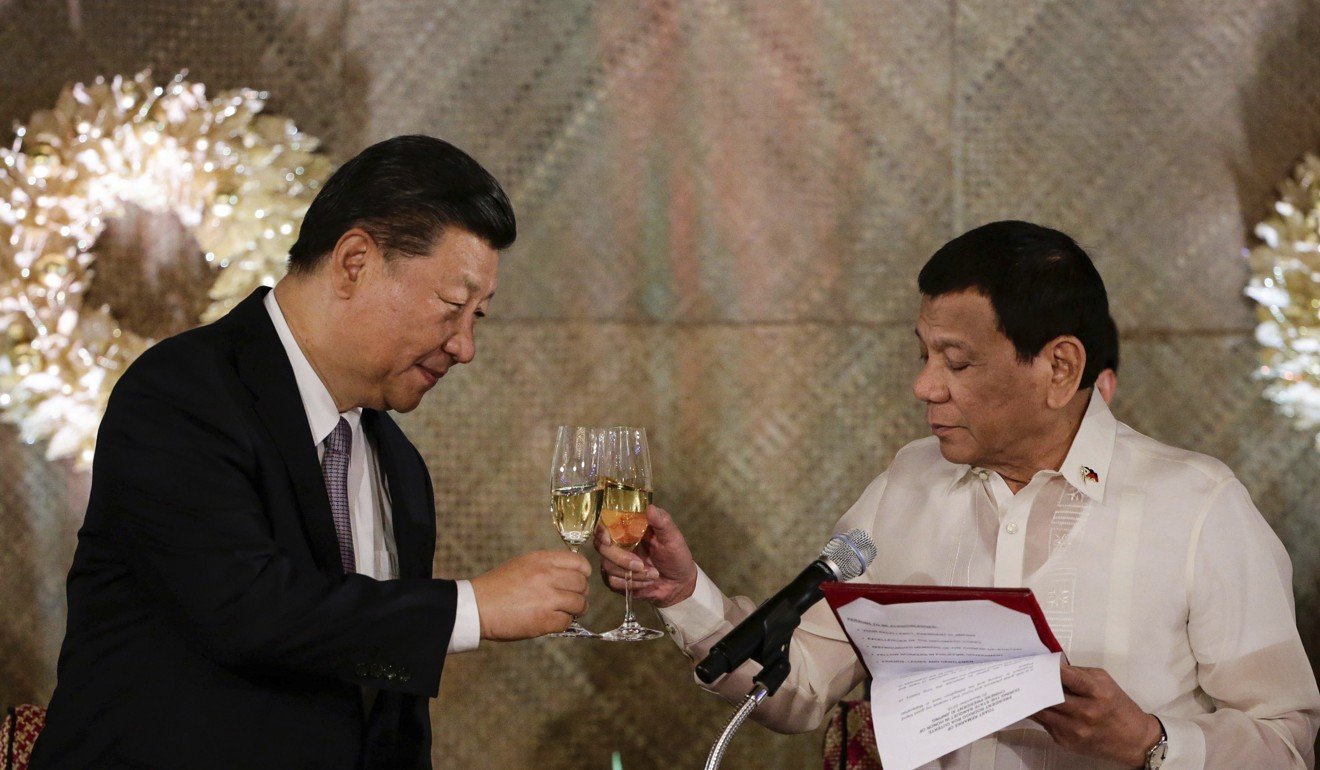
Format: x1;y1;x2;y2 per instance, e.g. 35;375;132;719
568;544;581;621
624;569;634;624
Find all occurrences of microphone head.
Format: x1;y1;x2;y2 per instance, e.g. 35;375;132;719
820;529;877;581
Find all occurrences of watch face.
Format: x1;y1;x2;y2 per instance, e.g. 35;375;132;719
1146;740;1167;769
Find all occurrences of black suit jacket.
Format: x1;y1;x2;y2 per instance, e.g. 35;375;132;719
31;288;456;769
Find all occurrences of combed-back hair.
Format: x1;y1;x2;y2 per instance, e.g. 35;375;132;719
287;135;515;273
917;220;1111;389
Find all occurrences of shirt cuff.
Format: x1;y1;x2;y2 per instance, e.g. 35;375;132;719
656;565;727;648
447;579;481;653
1153;713;1206;769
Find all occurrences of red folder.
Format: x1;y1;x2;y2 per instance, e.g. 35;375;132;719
820;583;1062;656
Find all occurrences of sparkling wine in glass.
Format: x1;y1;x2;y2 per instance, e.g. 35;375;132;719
550;426;604;638
599;426;664;642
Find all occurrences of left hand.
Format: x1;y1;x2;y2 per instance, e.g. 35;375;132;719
594;504;697;608
1030;664;1162;767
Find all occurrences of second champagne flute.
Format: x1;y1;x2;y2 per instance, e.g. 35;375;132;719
549;426;603;638
598;426;664;642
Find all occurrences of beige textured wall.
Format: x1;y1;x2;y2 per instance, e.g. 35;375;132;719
1;1;1319;767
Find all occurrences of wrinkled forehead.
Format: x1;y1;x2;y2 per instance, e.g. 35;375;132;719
915;291;1005;347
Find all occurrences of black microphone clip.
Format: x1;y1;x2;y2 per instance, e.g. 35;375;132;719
694;530;875;697
694;560;835;694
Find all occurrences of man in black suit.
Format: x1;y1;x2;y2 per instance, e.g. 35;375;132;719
31;135;590;768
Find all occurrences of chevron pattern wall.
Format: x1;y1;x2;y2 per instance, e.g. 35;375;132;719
1;1;1318;767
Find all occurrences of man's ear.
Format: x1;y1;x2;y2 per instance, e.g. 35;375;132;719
326;228;378;299
1044;335;1085;409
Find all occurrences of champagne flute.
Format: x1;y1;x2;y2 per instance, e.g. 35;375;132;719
550;426;604;638
598;426;664;642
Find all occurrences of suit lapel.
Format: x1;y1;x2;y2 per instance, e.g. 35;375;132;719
227;288;343;573
365;410;431;580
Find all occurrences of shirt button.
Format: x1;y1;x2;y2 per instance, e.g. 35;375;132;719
1006;523;1019;534
976;470;989;481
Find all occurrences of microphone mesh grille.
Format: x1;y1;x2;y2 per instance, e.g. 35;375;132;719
820;529;877;581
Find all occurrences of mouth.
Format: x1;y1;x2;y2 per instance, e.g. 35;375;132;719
929;424;960;437
414;364;445;387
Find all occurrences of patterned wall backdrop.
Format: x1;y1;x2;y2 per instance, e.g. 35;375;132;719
1;1;1319;767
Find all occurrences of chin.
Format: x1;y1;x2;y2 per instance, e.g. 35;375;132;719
387;394;426;413
380;374;437;413
935;437;976;466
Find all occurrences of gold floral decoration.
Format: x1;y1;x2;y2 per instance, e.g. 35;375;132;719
1245;152;1320;447
0;71;330;467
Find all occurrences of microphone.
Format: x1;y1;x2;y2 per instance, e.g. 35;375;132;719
695;528;877;685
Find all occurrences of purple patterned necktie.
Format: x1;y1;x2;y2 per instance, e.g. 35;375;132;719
322;417;356;573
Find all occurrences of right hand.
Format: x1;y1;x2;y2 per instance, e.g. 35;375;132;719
594;504;697;608
470;550;591;641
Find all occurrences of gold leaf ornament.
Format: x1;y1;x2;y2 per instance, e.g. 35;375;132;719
1245;152;1320;447
0;71;331;467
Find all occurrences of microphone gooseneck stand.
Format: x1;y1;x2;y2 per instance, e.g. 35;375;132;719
701;603;799;770
702;682;767;770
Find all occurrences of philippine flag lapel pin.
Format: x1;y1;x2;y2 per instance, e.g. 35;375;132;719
1081;466;1100;483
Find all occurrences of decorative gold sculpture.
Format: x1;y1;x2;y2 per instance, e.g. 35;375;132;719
0;71;330;467
1245;152;1320;448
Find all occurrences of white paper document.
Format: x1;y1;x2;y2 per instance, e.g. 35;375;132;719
835;599;1064;770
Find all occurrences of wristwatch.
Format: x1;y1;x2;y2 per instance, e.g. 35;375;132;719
1143;717;1168;769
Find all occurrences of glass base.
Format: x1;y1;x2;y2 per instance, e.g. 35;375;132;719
599;622;664;642
550;621;599;639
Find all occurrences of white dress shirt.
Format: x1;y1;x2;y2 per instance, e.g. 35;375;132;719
660;390;1320;769
264;291;479;654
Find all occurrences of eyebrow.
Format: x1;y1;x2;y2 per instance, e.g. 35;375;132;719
914;329;968;351
462;274;496;300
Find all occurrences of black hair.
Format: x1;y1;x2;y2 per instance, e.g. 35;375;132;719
287;135;515;273
917;220;1111;389
1097;314;1119;374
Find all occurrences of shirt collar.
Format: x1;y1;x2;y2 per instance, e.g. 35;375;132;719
263;290;362;447
1056;388;1116;502
945;388;1117;503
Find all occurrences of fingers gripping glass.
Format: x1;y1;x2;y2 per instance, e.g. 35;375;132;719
550;426;604;638
598;426;663;642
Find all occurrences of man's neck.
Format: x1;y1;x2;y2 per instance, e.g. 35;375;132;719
273;280;356;412
986;394;1090;494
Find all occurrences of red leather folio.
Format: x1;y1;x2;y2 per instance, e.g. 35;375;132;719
820;583;1063;654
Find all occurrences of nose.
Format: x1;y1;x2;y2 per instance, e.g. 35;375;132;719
912;359;948;404
443;316;477;364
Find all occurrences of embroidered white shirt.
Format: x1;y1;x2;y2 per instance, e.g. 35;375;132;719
660;390;1320;769
264;290;479;654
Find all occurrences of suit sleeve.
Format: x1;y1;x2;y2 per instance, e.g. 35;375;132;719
90;342;456;697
